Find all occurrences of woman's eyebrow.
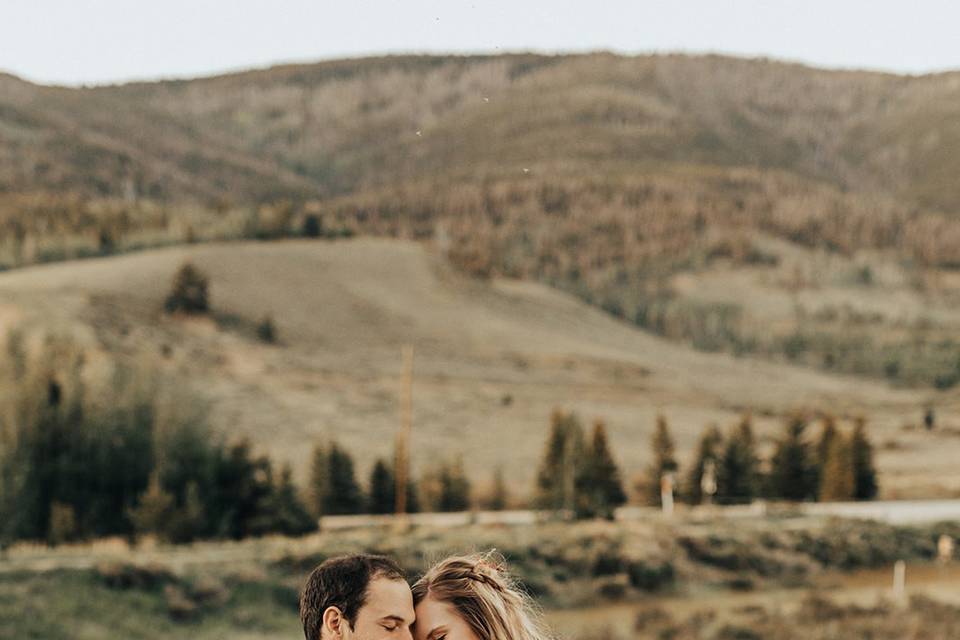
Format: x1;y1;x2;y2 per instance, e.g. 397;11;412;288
426;625;447;640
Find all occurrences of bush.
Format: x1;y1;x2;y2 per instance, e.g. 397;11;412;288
256;314;277;343
164;262;209;314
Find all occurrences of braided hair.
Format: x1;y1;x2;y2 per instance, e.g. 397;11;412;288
412;552;552;640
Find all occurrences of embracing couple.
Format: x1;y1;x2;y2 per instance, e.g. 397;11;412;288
300;552;550;640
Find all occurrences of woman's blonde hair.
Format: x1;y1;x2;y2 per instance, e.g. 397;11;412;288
412;552;552;640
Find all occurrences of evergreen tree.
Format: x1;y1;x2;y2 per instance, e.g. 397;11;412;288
128;472;176;541
534;409;585;511
815;415;838;494
850;417;879;501
578;420;627;518
250;464;317;536
717;415;760;504
164;262;209;314
768;414;817;501
368;458;396;514
487;467;509;511
438;458;472;512
683;424;723;504
324;442;364;515
307;443;328;517
819;433;855;502
644;415;678;506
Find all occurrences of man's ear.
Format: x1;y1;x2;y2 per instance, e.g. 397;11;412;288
322;606;347;640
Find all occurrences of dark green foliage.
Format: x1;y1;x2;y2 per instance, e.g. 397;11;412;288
577;420;627;518
368;458;396;514
302;214;323;238
256;314;277;343
851;418;879;501
250;465;317;537
534;409;585;511
683;424;723;504
486;467;509;511
0;333;314;545
164;262;209;314
716;416;760;504
644;415;678;506
422;458;472;512
323;442;364;515
768;414;818;501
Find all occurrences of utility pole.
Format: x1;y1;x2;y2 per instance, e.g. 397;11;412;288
394;345;415;520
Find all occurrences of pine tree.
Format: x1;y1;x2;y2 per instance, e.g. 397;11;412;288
578;420;627;518
717;416;759;504
368;458;395;514
819;433;855;502
128;472;176;541
534;409;585;511
324;443;364;515
164;262;209;314
438;458;471;512
644;414;678;506
815;415;838;494
850;417;879;501
252;464;316;536
768;414;817;501
307;443;328;517
683;424;723;504
487;467;509;511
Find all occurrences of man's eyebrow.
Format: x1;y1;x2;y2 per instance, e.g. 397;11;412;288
379;615;408;624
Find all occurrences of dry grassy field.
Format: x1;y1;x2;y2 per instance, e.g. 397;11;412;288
3;515;960;639
1;237;956;499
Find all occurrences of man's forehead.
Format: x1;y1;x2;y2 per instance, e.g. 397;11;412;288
363;577;414;619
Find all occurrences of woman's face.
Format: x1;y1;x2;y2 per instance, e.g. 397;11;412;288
413;595;480;640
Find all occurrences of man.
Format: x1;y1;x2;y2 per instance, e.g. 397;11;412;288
300;554;415;640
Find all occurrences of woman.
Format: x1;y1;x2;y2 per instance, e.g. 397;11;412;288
411;552;553;640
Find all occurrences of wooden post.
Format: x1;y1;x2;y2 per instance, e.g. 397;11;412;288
892;560;906;602
395;345;415;519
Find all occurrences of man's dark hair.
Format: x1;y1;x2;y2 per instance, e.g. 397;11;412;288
300;554;406;640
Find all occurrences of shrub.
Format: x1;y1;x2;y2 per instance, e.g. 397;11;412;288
164;262;209;314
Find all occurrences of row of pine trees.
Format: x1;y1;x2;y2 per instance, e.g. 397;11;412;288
1;331;880;546
646;413;878;506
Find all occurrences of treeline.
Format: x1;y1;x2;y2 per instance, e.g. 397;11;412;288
0;332;315;546
303;444;477;517
647;412;878;506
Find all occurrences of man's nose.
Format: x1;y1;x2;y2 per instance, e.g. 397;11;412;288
402;626;414;640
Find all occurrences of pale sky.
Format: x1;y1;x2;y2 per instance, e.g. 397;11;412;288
2;0;958;86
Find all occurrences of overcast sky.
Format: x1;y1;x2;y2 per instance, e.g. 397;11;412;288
2;0;959;86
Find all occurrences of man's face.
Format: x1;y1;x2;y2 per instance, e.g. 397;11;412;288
343;577;415;640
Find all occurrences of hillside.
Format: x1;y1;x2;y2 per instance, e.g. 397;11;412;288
0;238;955;498
5;54;960;390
